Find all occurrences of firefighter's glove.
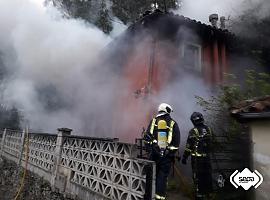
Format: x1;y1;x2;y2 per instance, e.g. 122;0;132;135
143;133;154;143
181;158;187;165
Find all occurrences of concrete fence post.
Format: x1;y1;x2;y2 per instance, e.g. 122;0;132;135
18;129;26;165
0;129;7;157
51;128;72;188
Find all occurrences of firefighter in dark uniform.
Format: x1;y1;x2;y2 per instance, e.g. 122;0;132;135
182;112;213;200
144;103;180;200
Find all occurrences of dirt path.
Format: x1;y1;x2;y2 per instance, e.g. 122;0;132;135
167;172;192;200
167;191;190;200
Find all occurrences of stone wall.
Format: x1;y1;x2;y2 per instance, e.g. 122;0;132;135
0;128;155;200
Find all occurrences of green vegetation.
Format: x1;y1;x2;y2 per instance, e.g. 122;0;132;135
111;0;178;24
95;1;113;34
196;70;270;136
46;0;179;33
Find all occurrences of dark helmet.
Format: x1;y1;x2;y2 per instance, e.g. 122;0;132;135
190;112;204;125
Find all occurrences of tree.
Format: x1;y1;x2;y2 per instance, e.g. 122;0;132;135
46;0;179;33
111;0;179;24
46;0;111;32
95;0;113;34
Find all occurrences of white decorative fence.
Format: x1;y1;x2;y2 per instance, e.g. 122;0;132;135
0;128;155;200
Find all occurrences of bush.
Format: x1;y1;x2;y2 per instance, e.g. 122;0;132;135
196;70;270;136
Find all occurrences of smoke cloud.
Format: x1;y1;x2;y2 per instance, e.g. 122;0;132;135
0;0;119;135
0;0;237;144
0;0;212;144
117;27;211;142
176;0;270;26
176;0;245;24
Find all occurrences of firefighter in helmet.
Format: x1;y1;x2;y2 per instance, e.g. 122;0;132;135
182;112;213;200
144;103;180;200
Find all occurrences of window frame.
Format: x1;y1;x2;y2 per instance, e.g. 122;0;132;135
181;42;202;72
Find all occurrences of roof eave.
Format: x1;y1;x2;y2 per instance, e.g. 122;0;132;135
232;112;270;123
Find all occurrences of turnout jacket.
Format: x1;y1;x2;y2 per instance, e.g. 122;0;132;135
183;124;212;159
145;113;180;154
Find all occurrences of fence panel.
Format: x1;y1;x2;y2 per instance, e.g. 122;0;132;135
3;129;23;161
21;133;57;172
0;130;155;200
61;136;155;200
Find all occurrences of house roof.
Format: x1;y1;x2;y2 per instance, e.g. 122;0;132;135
127;9;233;43
231;96;270;120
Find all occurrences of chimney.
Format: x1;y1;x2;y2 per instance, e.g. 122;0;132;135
220;16;226;30
209;14;219;28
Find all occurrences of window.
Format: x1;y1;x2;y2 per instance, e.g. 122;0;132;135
181;43;202;72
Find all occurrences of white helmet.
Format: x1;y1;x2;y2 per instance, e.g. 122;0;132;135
158;103;173;114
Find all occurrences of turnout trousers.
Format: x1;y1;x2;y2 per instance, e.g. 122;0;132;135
152;154;172;199
191;156;212;199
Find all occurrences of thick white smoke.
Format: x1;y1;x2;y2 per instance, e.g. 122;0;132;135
0;0;117;134
0;0;209;141
177;0;270;25
2;0;267;142
177;0;245;23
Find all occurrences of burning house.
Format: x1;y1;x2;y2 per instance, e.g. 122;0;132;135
108;9;234;142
